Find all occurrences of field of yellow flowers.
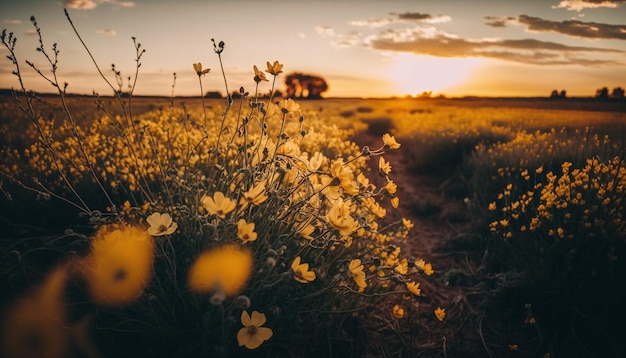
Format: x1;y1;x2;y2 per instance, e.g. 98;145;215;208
2;13;626;358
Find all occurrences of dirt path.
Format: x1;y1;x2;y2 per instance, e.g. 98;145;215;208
353;130;487;355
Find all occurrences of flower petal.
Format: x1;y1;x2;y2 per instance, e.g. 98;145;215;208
256;327;273;341
249;311;266;326
237;327;250;347
241;310;251;326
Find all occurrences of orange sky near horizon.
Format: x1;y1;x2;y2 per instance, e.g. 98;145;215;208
1;0;625;98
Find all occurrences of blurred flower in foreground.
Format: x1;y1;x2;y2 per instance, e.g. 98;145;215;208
434;307;446;321
188;244;253;296
146;212;177;236
237;310;273;349
2;266;69;358
393;304;405;319
201;191;236;219
291;256;316;283
85;225;154;306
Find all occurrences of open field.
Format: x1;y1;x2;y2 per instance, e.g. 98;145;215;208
1;94;625;357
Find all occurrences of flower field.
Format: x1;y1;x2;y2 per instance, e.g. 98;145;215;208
1;15;626;358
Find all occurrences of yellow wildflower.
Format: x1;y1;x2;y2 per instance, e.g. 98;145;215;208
201;191;236;218
192;62;210;76
298;222;316;240
391;197;400;208
188;245;253;296
291;256;316;283
326;198;359;236
85;225;154;306
253;65;268;83
378;157;391;175
423;263;434;276
2;265;69;358
239;180;268;209
348;259;367;289
265;60;284;75
385;180;397;195
146;212;178;236
382;133;401;150
237;219;258;244
237;311;273;350
331;159;359;195
434;307;446;321
406;281;421;296
393;304;405;319
402;218;414;230
395;259;409;275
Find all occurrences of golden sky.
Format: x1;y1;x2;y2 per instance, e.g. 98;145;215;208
2;0;625;98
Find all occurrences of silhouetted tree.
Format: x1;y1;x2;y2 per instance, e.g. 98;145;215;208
595;87;610;99
204;91;223;98
284;72;329;99
611;87;624;99
550;89;566;99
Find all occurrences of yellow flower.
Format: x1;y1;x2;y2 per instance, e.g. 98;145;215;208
201;191;236;218
253;65;268;82
406;281;421;296
237;219;258;244
146;212;177;236
378;157;392;175
395;259;409;274
2;265;69;358
298;222;316;240
488;202;497;211
291;256;316;283
265;60;284;75
423;263;434;276
385;180;397;195
85;225;154;306
239;180;268;209
330;159;359;195
188;245;253;296
382;133;401;150
434;307;445;321
279;98;300;114
237;310;273;350
393;304;405;319
348;259;367;289
402;218;414;230
192;62;210;76
326;198;359;236
390;197;400;208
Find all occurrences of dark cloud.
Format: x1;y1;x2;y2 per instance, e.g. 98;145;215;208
484;16;516;28
366;30;624;65
518;15;626;40
484;15;626;40
395;12;432;21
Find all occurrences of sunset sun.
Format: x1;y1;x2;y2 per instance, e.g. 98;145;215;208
388;53;482;97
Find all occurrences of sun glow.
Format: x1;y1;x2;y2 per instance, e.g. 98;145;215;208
388;54;482;97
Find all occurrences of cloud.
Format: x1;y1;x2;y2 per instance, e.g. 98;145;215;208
391;12;451;24
4;19;22;25
365;27;624;66
64;0;135;10
350;18;393;28
315;26;335;37
485;14;626;40
553;0;624;11
96;28;117;36
484;16;516;28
